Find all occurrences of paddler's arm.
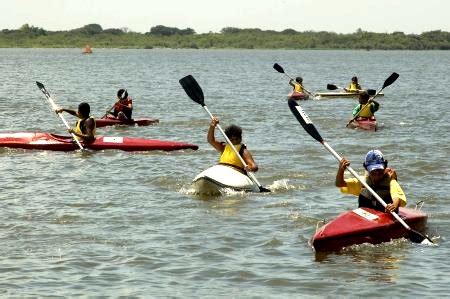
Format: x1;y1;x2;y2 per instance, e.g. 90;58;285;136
386;179;406;213
83;118;96;143
56;108;77;116
352;105;362;117
207;117;225;152
126;99;133;110
370;100;380;113
288;79;295;88
335;158;350;187
344;84;352;92
242;148;258;172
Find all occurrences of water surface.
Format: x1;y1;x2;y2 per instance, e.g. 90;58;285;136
0;49;449;297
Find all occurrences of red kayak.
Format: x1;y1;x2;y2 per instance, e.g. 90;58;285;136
287;91;309;101
0;132;198;152
347;117;377;131
95;116;159;128
312;207;428;252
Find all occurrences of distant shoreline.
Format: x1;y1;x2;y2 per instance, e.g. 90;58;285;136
1;47;448;51
1;24;449;50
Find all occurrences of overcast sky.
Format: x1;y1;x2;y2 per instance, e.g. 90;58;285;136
2;0;448;34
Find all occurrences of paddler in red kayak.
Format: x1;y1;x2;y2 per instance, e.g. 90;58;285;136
289;77;307;94
351;91;379;121
56;102;96;143
208;117;258;173
107;89;133;120
335;150;406;213
344;76;362;92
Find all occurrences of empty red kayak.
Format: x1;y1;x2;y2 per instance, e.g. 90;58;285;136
312;207;428;252
287;91;309;100
0;132;198;152
347;117;377;131
96;116;159;128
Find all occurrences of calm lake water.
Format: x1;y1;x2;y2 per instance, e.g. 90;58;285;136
0;48;449;297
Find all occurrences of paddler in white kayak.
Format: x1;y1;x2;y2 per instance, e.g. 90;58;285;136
208;117;258;173
344;76;362;92
351;90;380;121
107;89;133;120
335;150;406;213
56;102;96;143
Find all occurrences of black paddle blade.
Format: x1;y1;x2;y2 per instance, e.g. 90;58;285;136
36;81;44;89
36;81;51;98
367;89;376;96
288;99;324;143
382;72;399;89
273;63;285;74
179;75;205;106
327;84;338;90
259;186;271;193
409;229;434;245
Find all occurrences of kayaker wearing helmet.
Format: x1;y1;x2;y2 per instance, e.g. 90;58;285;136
289;76;305;93
56;102;96;143
345;76;362;92
207;117;258;173
109;89;133;120
352;91;379;120
335;150;407;213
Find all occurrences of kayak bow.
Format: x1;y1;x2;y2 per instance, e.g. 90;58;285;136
192;164;259;195
312;207;428;252
347;117;378;131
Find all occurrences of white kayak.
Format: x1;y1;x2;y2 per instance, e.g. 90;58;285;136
192;164;259;195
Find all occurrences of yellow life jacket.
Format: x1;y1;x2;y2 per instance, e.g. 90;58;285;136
293;83;304;93
358;104;374;118
348;82;361;91
74;116;96;141
219;144;245;170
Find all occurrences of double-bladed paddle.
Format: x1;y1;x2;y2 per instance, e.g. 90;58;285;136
179;75;270;193
102;103;116;119
273;63;318;99
36;81;85;151
346;72;399;127
287;98;433;245
326;84;376;96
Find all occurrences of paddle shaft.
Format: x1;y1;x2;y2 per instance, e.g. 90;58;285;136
37;83;85;151
321;141;414;230
202;105;265;190
102;103;115;118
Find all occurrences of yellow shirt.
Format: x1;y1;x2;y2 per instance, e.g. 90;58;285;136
340;177;407;207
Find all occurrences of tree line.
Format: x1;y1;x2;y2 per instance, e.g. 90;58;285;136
1;24;449;50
